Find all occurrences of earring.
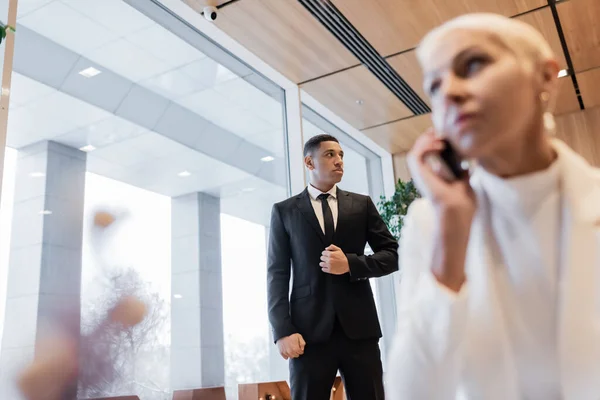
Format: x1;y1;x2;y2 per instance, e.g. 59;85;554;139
540;91;556;135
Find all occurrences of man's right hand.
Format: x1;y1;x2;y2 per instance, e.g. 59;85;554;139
276;333;306;360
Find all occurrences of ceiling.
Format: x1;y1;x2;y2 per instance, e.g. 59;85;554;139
0;0;291;226
203;0;600;154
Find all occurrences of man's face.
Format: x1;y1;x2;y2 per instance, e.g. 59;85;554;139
305;141;344;185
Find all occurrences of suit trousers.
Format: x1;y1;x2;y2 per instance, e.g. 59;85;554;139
289;319;384;400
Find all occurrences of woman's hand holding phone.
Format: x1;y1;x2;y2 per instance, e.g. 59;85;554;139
406;129;476;292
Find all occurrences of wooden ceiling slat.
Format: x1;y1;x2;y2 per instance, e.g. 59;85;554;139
554;76;580;116
515;8;567;69
557;0;600;72
202;0;591;147
361;114;431;154
301;65;413;130
577;68;600;110
386;51;430;107
330;0;547;57
555;107;600;167
210;0;359;83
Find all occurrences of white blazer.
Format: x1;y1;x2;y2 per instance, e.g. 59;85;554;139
386;139;600;400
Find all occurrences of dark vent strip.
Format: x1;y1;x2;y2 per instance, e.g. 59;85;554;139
304;1;426;112
298;0;430;115
217;0;242;9
548;0;584;110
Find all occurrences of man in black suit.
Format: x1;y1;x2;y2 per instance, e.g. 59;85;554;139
267;134;399;400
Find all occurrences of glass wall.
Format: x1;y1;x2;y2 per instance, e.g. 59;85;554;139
0;1;394;399
80;174;172;399
0;147;16;347
221;214;270;394
0;1;288;399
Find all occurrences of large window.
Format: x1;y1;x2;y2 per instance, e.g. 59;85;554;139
80;173;172;399
0;1;289;399
0;148;17;347
0;1;394;399
221;214;270;398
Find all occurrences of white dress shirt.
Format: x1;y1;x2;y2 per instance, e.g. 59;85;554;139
307;184;338;233
477;160;562;399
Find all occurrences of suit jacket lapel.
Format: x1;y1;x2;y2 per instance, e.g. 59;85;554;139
333;188;352;243
295;189;327;245
553;140;600;398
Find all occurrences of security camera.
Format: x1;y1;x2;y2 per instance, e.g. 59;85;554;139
203;6;217;21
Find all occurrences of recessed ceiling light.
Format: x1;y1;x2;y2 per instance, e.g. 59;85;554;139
173;294;183;299
557;69;568;78
79;67;102;78
39;210;52;215
178;171;191;177
242;187;255;192
261;156;275;162
79;144;96;152
356;99;364;105
29;172;45;178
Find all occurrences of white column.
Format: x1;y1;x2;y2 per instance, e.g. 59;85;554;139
171;192;224;390
0;141;86;399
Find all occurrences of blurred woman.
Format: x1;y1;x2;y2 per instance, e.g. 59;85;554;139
386;13;600;400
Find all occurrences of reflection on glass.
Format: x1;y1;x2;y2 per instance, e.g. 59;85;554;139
80;173;171;399
0;0;289;399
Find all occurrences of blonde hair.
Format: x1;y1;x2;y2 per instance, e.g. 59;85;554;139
416;13;555;70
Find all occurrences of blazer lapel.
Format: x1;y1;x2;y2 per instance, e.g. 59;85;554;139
295;189;327;245
554;140;600;398
333;188;352;243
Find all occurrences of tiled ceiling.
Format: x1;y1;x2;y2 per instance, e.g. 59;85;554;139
210;0;360;83
330;0;547;57
0;0;290;226
203;0;600;155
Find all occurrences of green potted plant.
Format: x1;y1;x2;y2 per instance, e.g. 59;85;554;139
378;179;421;241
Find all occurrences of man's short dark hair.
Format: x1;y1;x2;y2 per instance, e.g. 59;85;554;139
303;134;339;157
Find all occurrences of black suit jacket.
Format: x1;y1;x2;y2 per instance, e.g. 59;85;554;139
267;187;399;344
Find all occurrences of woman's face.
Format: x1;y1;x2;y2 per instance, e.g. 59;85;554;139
421;29;542;160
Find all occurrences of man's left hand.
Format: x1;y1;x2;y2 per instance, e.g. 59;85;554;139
320;245;350;275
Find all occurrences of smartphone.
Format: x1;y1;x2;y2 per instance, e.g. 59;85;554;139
424;139;469;181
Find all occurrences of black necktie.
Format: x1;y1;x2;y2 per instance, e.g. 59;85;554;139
318;193;335;244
